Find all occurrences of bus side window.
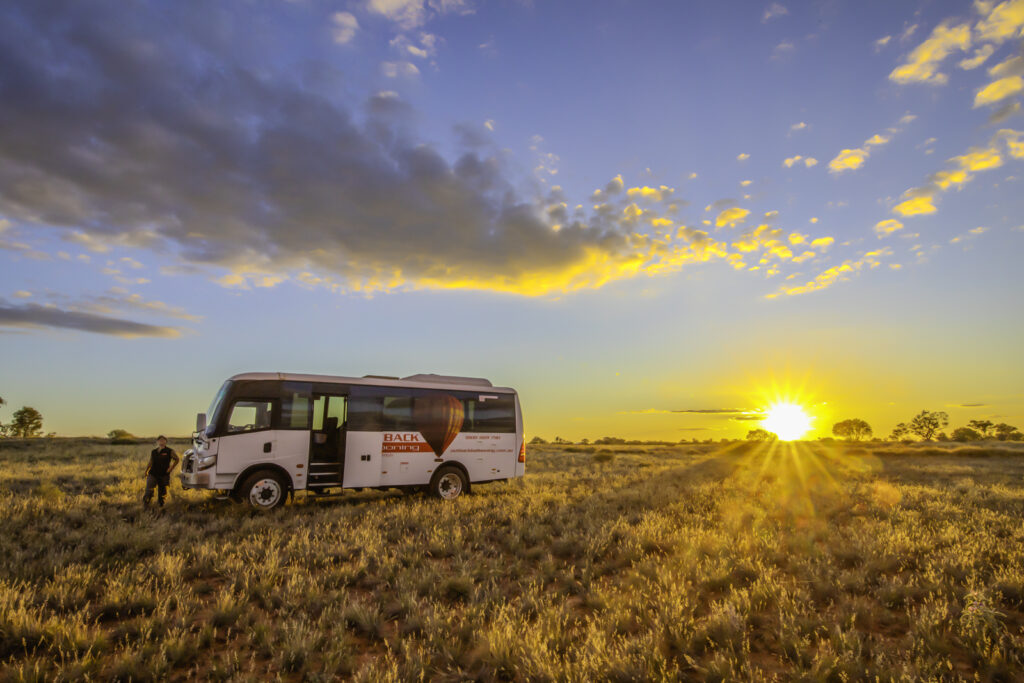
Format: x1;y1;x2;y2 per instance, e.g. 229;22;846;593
348;396;384;431
283;383;312;430
227;399;275;433
461;395;515;433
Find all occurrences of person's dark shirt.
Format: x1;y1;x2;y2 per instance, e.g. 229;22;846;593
148;446;175;477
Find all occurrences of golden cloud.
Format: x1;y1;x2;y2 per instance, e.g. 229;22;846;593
889;22;971;85
892;195;938;216
828;148;868;172
975;0;1024;44
874;218;904;235
959;44;995;69
715;207;750;228
770;247;893;297
974;75;1024;106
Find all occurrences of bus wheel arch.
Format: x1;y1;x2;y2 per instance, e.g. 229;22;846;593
429;463;470;500
234;465;293;510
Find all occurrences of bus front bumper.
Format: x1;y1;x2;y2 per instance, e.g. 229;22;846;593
179;471;212;489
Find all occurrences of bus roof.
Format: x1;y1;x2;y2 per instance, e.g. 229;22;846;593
227;372;516;394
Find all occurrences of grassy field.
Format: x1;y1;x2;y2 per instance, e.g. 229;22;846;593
2;439;1024;681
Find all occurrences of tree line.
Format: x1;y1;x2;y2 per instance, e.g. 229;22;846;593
745;410;1022;442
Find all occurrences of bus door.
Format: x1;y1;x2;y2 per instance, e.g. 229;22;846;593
307;394;347;489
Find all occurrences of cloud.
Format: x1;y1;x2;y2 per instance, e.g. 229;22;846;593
768;247;892;297
959;44;995;69
367;0;425;30
736;153;750;161
790;121;807;131
715;207;750;228
783;155;817;168
367;0;473;30
975;0;1024;43
874;218;904;235
828;148;868;172
0;302;181;338
672;408;757;415
892;194;938;216
874;35;892;51
381;60;420;78
865;134;890;146
331;12;359;44
889;21;972;85
762;3;788;21
390;32;439;59
989;55;1024;79
0;3;770;298
957;402;988;407
974;75;1024;106
810;236;834;248
950;225;989;244
626;186;672;202
772;41;795;59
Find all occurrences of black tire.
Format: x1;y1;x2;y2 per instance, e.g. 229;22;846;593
237;470;288;511
429;465;468;500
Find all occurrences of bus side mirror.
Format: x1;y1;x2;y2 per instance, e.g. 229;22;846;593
196;413;207;433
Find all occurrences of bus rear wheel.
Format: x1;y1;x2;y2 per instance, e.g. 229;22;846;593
238;470;287;511
430;466;467;500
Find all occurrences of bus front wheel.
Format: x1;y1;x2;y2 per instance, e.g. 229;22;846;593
238;470;288;511
430;466;467;500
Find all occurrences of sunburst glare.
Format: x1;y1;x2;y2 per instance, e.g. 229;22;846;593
761;402;813;441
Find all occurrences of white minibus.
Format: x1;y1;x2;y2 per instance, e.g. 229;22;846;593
179;372;525;509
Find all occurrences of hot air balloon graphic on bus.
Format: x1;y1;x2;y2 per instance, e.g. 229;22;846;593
413;394;464;456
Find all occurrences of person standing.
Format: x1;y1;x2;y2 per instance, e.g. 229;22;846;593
144;435;179;507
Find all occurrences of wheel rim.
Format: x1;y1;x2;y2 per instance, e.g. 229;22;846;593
249;478;282;508
437;472;463;500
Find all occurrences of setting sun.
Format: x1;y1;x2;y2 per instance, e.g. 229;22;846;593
761;402;813;441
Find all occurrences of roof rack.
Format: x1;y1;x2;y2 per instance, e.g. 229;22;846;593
402;373;493;387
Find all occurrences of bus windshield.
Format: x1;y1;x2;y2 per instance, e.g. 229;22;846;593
206;381;232;428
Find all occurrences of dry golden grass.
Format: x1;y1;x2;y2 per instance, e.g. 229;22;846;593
2;438;1024;681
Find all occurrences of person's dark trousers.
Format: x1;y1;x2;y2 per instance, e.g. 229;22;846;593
144;473;170;506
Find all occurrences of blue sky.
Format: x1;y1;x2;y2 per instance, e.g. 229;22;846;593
1;0;1023;439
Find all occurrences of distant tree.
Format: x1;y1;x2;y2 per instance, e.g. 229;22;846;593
9;406;43;438
889;423;909;441
832;418;873;441
579;438;590;445
553;436;569;444
907;410;948;441
936;432;950;442
950;427;982;442
529;436;547;445
993;423;1023;441
746;428;777;442
108;429;137;444
0;394;5;436
595;436;626;445
968;420;994;439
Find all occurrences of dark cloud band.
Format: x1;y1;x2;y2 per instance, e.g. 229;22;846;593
0;304;180;338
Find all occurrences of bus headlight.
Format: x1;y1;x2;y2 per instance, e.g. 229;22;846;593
196;453;217;470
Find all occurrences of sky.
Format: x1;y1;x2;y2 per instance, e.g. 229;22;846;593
1;0;1023;440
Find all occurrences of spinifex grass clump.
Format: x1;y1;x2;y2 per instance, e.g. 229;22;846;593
1;438;1023;679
